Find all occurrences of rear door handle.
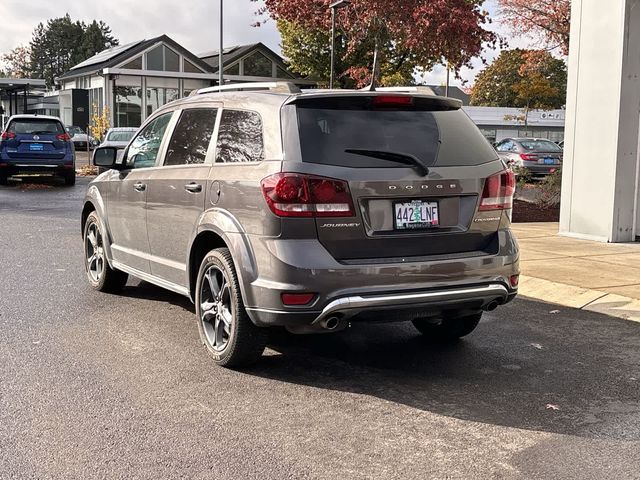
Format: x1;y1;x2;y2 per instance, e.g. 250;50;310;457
133;182;146;192
184;183;203;193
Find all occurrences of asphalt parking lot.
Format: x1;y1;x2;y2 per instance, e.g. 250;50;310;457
1;177;639;479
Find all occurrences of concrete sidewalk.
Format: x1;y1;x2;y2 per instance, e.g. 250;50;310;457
513;222;640;322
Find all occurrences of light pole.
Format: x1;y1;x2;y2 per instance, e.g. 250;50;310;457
329;0;350;89
219;0;224;87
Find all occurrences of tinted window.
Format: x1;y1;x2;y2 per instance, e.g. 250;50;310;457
294;96;497;168
9;119;64;135
164;109;217;166
298;105;443;168
146;45;164;71
216;110;264;163
125;113;172;169
519;139;562;152
243;52;272;77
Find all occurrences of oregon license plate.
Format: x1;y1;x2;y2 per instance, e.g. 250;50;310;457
29;143;44;151
394;200;439;230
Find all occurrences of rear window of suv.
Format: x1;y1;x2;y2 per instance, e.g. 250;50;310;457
9;119;64;135
294;96;497;168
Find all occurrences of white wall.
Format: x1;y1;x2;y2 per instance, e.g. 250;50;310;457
560;0;640;242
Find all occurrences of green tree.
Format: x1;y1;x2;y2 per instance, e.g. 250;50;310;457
80;20;119;61
470;49;567;110
278;20;415;88
29;15;119;88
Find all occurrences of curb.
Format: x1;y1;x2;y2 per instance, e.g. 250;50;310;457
518;275;640;323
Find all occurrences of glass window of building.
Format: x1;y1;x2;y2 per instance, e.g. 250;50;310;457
165;47;180;72
122;56;142;70
216;110;264;163
165;109;218;166
115;86;142;127
184;59;201;73
126;112;173;168
243;52;272;77
147;87;180;116
146;45;164;71
224;63;240;75
276;66;294;79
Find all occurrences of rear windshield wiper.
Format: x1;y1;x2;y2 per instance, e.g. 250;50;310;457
345;149;429;176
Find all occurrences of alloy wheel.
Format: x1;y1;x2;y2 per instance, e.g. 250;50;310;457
85;222;105;283
200;265;233;352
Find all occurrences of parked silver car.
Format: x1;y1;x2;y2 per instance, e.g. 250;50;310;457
495;137;562;177
99;127;138;149
82;83;519;367
66;126;98;150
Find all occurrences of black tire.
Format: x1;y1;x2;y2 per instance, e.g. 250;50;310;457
64;171;76;186
412;312;482;342
195;248;267;368
83;211;128;293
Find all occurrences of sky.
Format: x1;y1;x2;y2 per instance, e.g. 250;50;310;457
0;0;531;87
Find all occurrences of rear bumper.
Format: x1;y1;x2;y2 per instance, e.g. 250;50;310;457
0;159;75;177
241;229;519;329
522;164;560;176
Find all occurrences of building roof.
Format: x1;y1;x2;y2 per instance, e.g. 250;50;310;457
198;42;295;77
58;35;213;81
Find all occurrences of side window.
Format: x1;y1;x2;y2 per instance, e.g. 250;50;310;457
495;141;506;152
497;140;513;152
125;113;172;169
508;141;519;152
216;110;264;163
164;108;218;166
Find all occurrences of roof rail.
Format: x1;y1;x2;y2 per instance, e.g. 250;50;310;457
373;86;437;95
191;81;301;96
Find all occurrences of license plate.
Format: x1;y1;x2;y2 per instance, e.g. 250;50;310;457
29;143;44;151
394;200;439;230
543;157;555;164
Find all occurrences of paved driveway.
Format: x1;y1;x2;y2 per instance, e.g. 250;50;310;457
1;179;639;479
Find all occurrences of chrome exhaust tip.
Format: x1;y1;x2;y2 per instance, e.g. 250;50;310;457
320;316;341;331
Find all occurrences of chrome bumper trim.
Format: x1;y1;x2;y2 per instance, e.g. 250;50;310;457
314;283;510;323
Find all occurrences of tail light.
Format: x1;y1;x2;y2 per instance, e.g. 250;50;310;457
520;153;537;161
1;132;16;140
261;173;355;218
479;170;515;211
56;133;71;141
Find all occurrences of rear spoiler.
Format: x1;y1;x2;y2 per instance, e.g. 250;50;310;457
286;91;462;111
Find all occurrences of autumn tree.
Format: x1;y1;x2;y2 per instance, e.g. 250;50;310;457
0;45;31;78
498;0;571;54
470;48;566;115
255;0;499;87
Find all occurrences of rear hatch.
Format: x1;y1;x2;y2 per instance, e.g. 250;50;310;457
2;118;70;161
276;94;512;262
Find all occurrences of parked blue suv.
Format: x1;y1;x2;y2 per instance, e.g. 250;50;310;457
0;115;76;185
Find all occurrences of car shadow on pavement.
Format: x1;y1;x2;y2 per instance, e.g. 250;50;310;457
120;280;195;312
248;298;640;441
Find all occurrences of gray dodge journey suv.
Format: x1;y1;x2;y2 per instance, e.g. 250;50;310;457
83;83;519;367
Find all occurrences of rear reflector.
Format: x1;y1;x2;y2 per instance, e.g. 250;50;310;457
479;170;516;211
510;275;520;288
281;293;316;306
261;173;355;218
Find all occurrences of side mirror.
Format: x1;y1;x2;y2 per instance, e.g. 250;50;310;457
93;146;119;168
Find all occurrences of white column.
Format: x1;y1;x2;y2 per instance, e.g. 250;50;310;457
560;0;640;242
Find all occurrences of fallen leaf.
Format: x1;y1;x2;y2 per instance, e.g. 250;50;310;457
530;343;543;350
32;341;41;345
550;310;560;314
545;404;560;411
